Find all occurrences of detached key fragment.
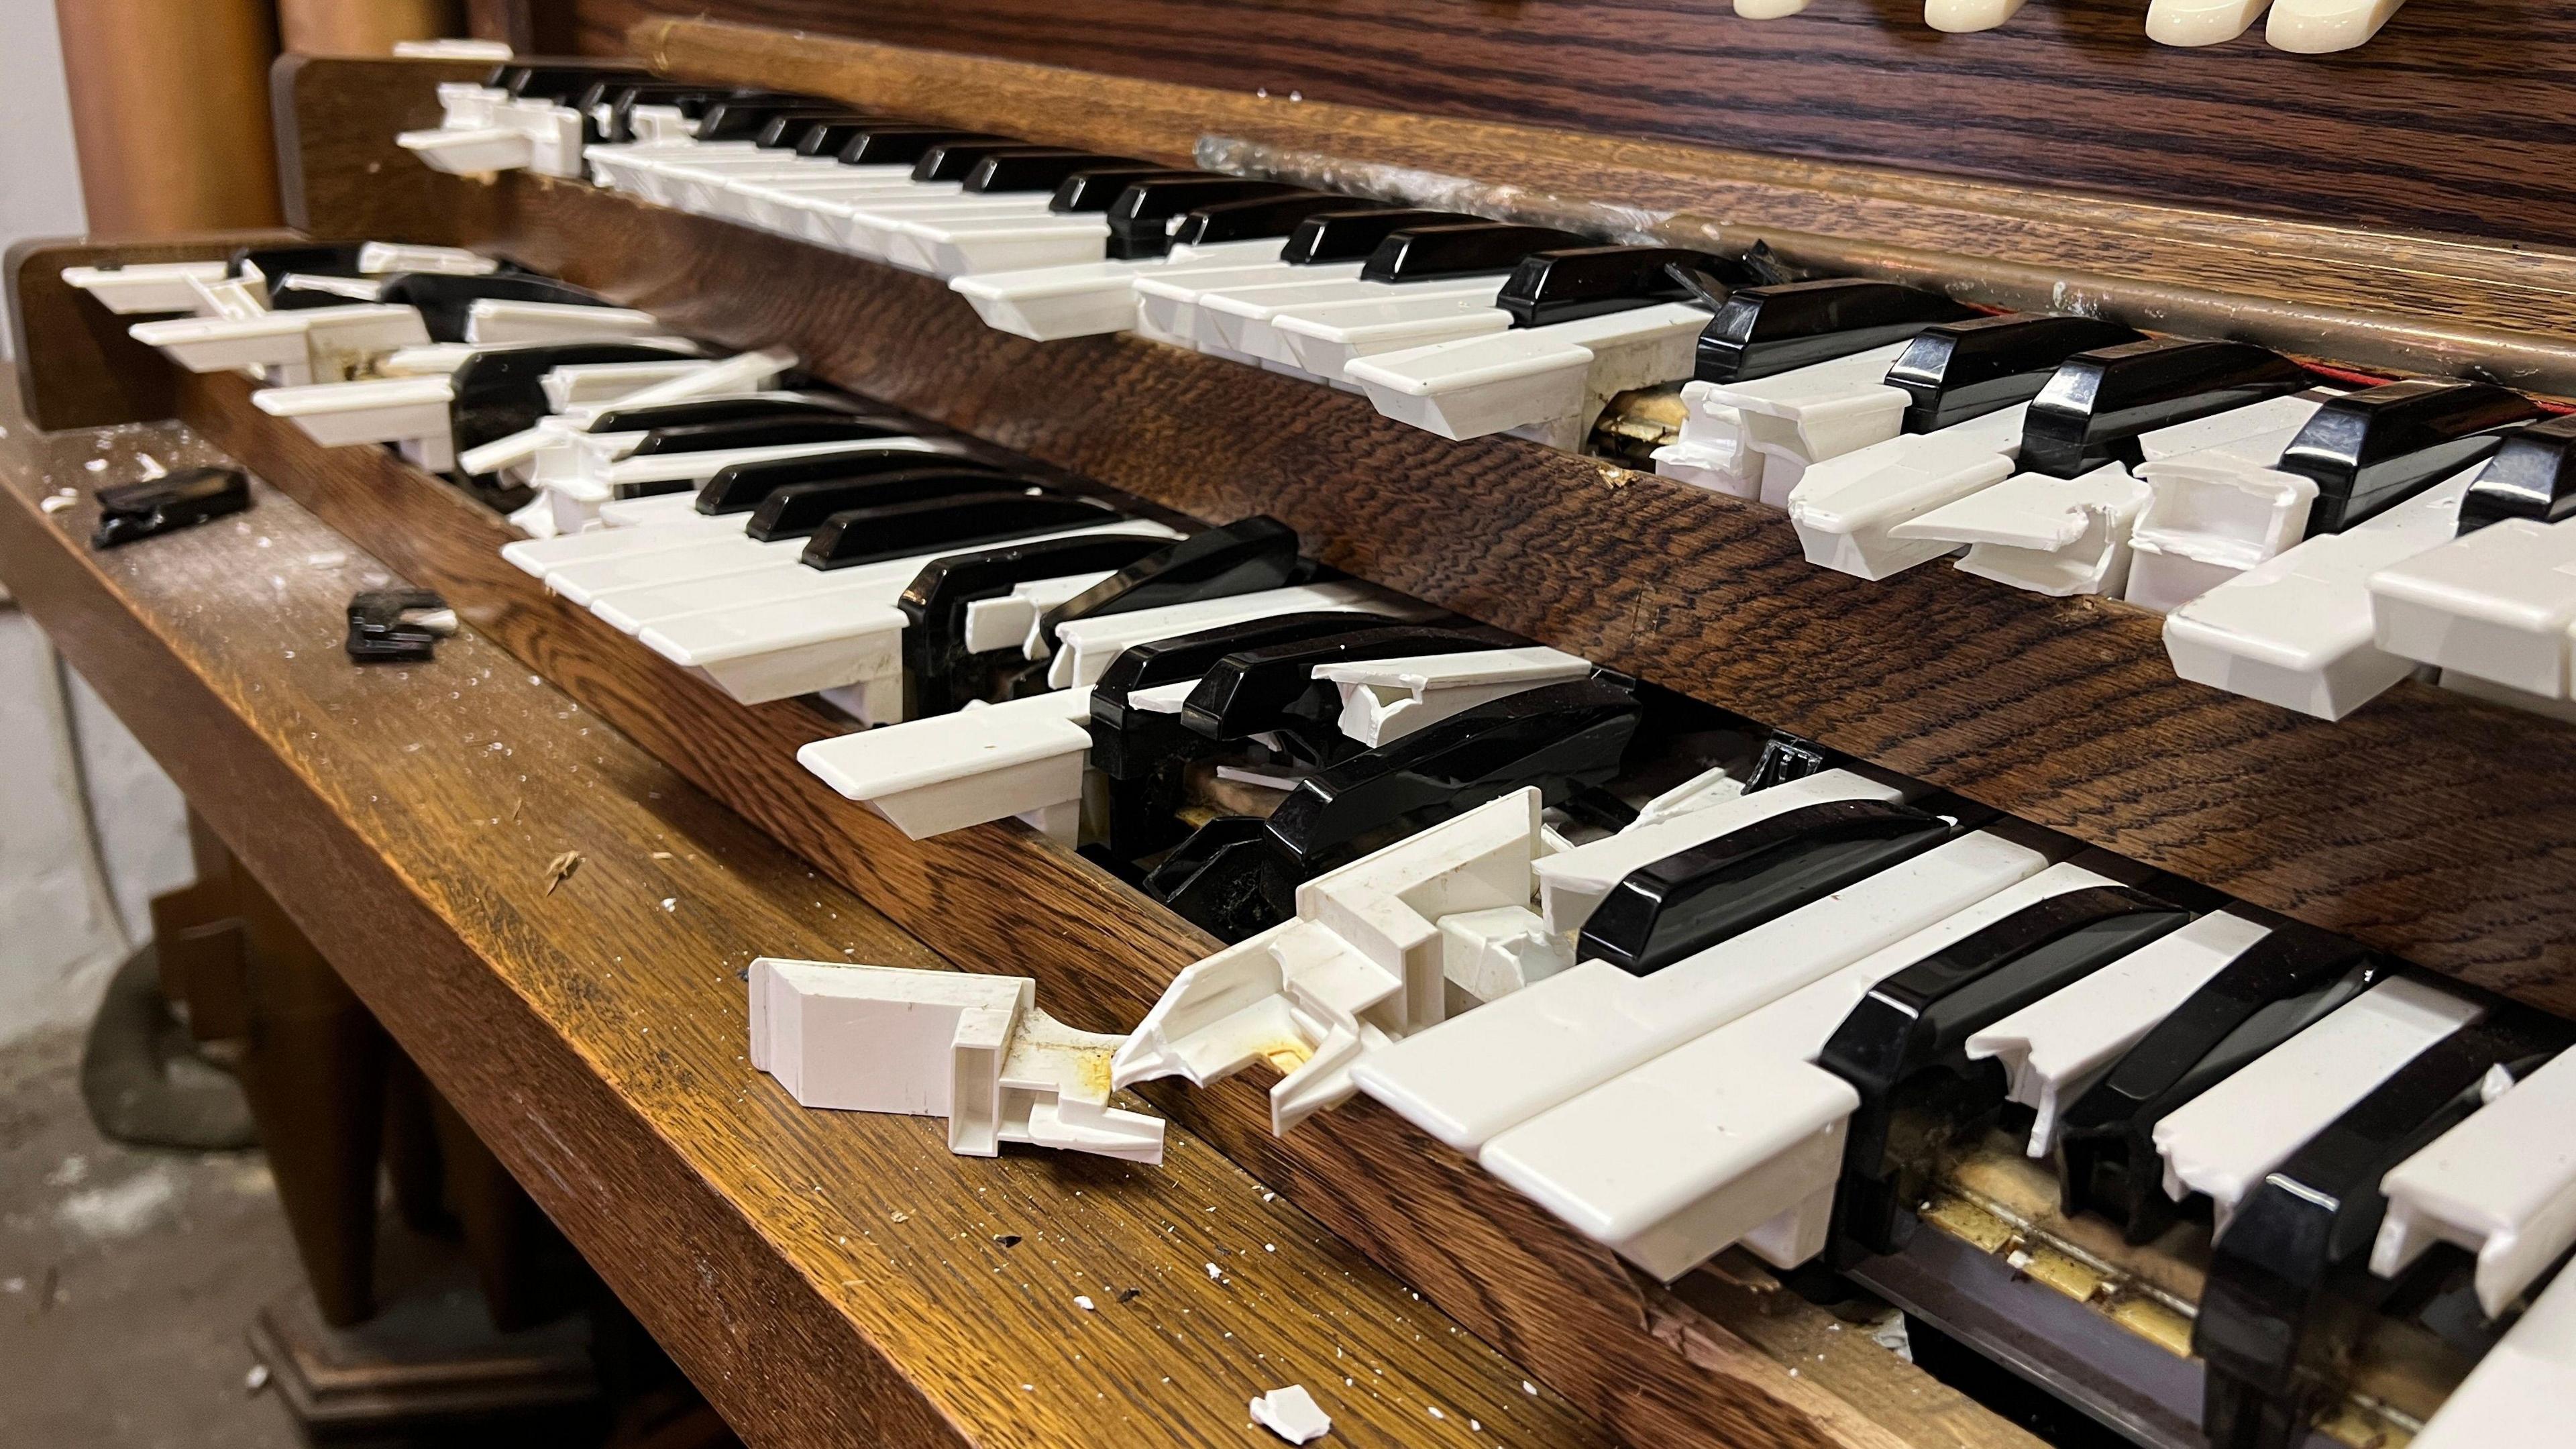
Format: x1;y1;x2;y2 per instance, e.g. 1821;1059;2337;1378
346;588;458;663
89;466;250;548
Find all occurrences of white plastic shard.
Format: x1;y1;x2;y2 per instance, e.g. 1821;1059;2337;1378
397;124;536;176
1785;404;2030;579
1249;1385;1332;1445
252;376;460;470
1967;910;2273;1157
1345;303;1712;449
394;38;514;60
2410;1266;2576;1449
1316;645;1596;748
1926;0;2031;30
1652;343;1914;504
949;240;1290;341
1113;790;1561;1134
2374;1049;2576;1318
1267;283;1519;386
61;260;229;315
1349;786;2060;1153
540;359;716;410
377;343;480;377
129;303;431;386
1041;582;1437;688
2267;0;2406;52
1891;462;2152;596
2154;974;2481;1234
959;572;1124;654
747;957;1165;1163
463;301;663;346
798;687;1098;842
2369;517;2576;698
1626;763;1747;830
2162;468;2477;719
1479;859;2121;1279
2145;0;2273;47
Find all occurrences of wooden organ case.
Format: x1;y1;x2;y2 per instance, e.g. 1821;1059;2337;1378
14;4;2576;1448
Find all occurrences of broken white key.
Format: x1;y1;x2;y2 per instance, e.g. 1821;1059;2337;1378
1250;1385;1332;1445
1786;404;2030;579
1968;910;2274;1156
129;304;429;386
1891;461;2151;596
1478;859;2117;1279
540;359;718;411
2369;516;2576;698
748;957;1165;1163
2374;1047;2576;1317
2123;397;2333;612
1318;645;1595;748
463;301;664;347
2162;467;2477;719
2267;0;2405;52
1346;303;1713;449
2145;0;2273;46
1351;794;2057;1152
2155;973;2481;1234
2408;1267;2576;1449
458;344;797;480
60;260;229;315
798;687;1099;843
1114;790;1561;1134
252;376;460;470
1042;582;1435;689
355;242;497;277
1653;342;1913;504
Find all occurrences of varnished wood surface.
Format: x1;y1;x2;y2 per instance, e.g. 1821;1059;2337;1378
578;0;2576;252
0;373;1619;1449
216;87;2576;1013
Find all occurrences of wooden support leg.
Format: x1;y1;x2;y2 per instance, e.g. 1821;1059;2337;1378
430;1081;581;1333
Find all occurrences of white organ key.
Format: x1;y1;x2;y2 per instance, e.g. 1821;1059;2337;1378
2162;466;2478;719
1348;813;2057;1152
1888;461;2153;596
837;196;1059;262
1313;646;1596;748
354;243;497;277
2145;0;2274;47
1198;276;1499;369
1343;303;1712;449
541;359;720;411
798;686;1099;840
1267;284;1518;385
949;241;1294;341
1652;342;1913;502
2123;395;2333;612
1925;0;2031;30
2369;517;2576;698
1785;404;2029;580
1042;582;1438;688
551;437;953;531
891;213;1116;278
252;376;458;470
1477;860;2121;1279
498;513;755;577
1132;264;1368;347
2409;1267;2576;1449
2153;974;2482;1234
130;303;430;387
2267;0;2406;52
543;533;804;606
1966;910;2273;1156
60;260;229;315
2374;1049;2576;1318
462;301;664;346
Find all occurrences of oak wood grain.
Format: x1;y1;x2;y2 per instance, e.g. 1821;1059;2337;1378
576;0;2576;252
0;374;1619;1449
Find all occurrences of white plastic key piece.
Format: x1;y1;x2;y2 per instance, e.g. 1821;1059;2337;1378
2369;516;2576;698
748;957;1165;1163
1653;343;1914;504
2154;973;2481;1235
2163;467;2477;719
1345;303;1711;450
455;344;792;480
463;301;664;347
1317;645;1596;749
2123;396;2334;612
1267;282;1517;386
2405;1256;2576;1449
1892;461;2151;596
798;688;1099;843
252;376;461;471
1785;404;2030;579
60;260;229;315
1967;910;2273;1156
1041;581;1438;689
1350;777;2059;1152
1249;1385;1332;1445
1113;790;1563;1134
1477;859;2118;1279
948;241;1289;341
2374;1047;2576;1317
129;303;430;387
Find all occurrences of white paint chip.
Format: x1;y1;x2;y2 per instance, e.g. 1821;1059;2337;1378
1074;1295;1095;1311
1250;1385;1332;1444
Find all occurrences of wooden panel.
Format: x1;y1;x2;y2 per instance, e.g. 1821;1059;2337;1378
5;231;300;431
575;0;2576;252
0;376;1623;1449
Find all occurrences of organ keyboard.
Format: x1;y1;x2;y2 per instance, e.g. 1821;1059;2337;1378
18;18;2576;1449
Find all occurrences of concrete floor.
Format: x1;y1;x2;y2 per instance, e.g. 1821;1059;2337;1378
0;1025;308;1448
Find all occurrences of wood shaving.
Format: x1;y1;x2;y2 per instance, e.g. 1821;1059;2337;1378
543;850;583;894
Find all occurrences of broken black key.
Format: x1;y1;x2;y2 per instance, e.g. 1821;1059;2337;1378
91;466;251;548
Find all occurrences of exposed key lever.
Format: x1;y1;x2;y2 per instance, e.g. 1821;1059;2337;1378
2019;337;2312;478
1693;278;1978;384
800;492;1126;570
1039;515;1310;647
90;466;250;548
1884;313;2144;434
900;533;1189;718
1358;223;1593;284
2283;379;2543;535
1580;799;1973;977
2055;921;2382;1243
699;451;1007;516
1821;885;2194;1265
747;468;1051;541
1499;246;1743;328
2457;414;2576;534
